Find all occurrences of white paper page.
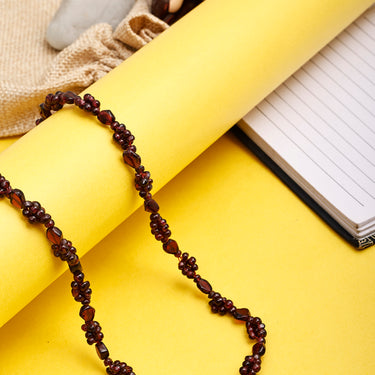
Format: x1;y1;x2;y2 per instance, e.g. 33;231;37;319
240;5;375;233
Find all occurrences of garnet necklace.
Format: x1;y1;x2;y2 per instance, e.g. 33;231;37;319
0;91;266;375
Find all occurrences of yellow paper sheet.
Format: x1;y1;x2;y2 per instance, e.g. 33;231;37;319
1;133;374;375
0;0;372;328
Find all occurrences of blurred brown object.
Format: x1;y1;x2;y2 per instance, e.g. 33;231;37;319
151;0;204;25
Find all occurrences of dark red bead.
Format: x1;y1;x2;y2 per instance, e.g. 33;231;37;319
104;358;113;367
186;270;195;279
92;100;100;108
84;103;92;112
84;93;94;102
150;213;159;221
258;329;267;338
51;94;61;105
163;239;179;254
45;93;54;106
61;91;76;104
144;199;159;213
80;305;95;321
233;308;250;321
74;271;84;283
39;103;50;119
97;110;115;125
196;278;212;294
123;150;141;168
40;213;51;224
252;363;261;373
252;343;266;356
225;299;234;309
28;212;39;225
80;281;90;291
10;189;25;209
71;288;80;299
46;226;62;245
74;96;83;106
67;253;79;266
45;219;55;228
188;256;196;265
96;342;109;359
257;337;266;345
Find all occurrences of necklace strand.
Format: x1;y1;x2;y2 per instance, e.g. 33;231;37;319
0;91;266;375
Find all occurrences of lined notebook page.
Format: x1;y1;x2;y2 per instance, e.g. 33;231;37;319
240;5;375;237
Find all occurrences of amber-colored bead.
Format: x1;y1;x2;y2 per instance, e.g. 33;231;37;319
10;189;25;209
233;308;250;321
163;239;179;254
196;278;212;294
46;226;63;245
96;342;109;360
144;199;159;213
80;305;95;321
123;150;141;168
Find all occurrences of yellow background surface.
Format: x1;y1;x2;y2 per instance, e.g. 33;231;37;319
0;132;374;374
0;0;371;329
0;0;374;374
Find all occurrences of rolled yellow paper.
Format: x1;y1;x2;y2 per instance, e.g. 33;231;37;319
0;0;371;327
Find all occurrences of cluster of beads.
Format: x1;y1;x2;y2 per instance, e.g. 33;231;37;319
178;252;198;279
0;91;267;374
150;213;171;242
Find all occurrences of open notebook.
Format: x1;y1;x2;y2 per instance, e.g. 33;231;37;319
238;5;375;249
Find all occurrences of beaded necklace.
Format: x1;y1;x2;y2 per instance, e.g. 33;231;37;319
0;91;266;375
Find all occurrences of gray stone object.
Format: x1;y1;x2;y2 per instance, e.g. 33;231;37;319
46;0;136;50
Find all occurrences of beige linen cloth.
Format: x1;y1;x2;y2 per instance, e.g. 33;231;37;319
0;0;168;137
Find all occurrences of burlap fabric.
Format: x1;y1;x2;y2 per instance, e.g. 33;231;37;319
0;0;168;137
